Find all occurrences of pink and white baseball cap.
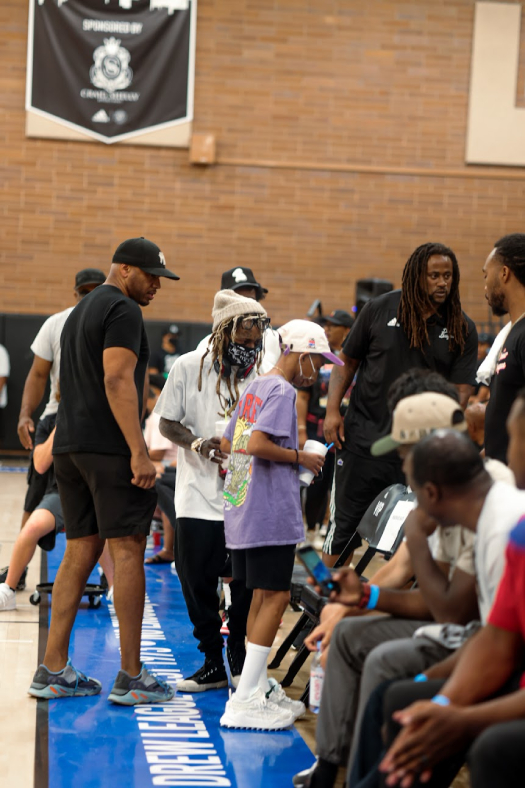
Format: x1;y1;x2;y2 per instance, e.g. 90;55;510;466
278;319;344;365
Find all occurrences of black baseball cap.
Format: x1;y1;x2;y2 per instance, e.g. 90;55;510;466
112;237;179;280
75;268;106;290
221;267;268;300
323;309;354;328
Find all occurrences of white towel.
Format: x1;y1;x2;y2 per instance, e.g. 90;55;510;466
476;322;512;386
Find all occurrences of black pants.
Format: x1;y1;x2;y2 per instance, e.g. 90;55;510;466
175;517;252;661
324;447;405;555
305;449;335;531
352;677;525;788
155;468;176;529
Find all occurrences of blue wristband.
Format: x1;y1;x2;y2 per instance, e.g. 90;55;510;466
414;673;428;682
431;694;450;707
366;584;380;610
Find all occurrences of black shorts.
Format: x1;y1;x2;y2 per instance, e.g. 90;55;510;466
34;492;65;552
231;544;296;591
323;446;405;555
54;452;157;540
24;455;50;513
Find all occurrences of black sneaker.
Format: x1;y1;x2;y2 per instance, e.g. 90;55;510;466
0;565;28;591
226;642;246;688
176;659;228;693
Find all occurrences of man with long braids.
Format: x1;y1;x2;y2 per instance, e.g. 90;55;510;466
156;290;269;691
483;233;525;463
323;242;478;566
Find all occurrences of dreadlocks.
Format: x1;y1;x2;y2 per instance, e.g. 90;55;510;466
397;242;467;353
494;234;525;286
197;314;264;417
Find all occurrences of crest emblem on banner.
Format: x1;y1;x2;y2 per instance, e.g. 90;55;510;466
90;37;133;93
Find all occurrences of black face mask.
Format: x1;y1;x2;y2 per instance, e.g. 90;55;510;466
225;341;260;368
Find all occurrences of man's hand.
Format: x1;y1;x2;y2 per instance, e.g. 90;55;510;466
380;702;472;787
131;453;157;489
403;507;439;540
202;437;228;464
323;411;345;450
330;566;363;606
297;450;325;475
304;602;348;664
18;415;35;450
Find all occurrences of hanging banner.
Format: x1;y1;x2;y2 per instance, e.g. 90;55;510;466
26;0;197;146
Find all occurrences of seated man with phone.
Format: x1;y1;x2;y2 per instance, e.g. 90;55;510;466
293;372;499;788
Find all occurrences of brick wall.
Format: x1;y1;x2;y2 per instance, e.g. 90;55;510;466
2;0;524;327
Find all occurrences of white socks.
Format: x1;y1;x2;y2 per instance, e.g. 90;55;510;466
234;642;271;701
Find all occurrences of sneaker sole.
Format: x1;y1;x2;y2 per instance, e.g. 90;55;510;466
219;714;294;731
0;602;16;612
176;679;228;693
108;687;175;705
28;684;101;699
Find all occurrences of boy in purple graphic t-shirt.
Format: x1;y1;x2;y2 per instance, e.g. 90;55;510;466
219;319;344;731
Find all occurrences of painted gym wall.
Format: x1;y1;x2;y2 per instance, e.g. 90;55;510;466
2;0;525;326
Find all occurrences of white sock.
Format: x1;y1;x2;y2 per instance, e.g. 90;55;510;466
257;661;271;693
223;582;232;610
234;642;271;701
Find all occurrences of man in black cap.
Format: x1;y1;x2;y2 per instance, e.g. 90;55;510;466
149;324;181;376
220;266;268;301
28;237;179;706
323;310;354;354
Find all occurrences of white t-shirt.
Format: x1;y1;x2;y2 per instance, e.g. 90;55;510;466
196;327;281;374
143;411;178;465
31;307;74;417
0;344;10;408
154;350;257;521
475;481;525;622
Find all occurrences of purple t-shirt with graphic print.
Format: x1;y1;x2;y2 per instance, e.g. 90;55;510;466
223;375;304;549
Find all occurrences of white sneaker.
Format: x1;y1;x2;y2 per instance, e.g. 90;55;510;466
267;678;306;719
0;583;16;611
220;687;295;730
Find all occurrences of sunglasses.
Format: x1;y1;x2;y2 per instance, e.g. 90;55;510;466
239;316;271;331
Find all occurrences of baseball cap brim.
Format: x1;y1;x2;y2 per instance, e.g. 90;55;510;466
370;434;401;457
321;351;345;366
231;282;268;294
141;266;180;280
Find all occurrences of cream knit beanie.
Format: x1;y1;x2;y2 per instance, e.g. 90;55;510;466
211;289;267;330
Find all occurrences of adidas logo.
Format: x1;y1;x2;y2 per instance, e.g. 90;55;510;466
387;318;400;327
92;109;110;123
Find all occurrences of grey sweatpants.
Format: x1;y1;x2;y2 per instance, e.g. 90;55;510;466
315;615;452;770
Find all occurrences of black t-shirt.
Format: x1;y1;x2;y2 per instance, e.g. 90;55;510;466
35;413;58;495
342;290;478;456
54;285;149;456
485;320;525;463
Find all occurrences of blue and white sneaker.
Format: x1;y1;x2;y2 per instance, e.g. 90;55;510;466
108;664;174;705
28;658;102;699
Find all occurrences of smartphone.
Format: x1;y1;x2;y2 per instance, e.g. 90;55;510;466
296;545;340;596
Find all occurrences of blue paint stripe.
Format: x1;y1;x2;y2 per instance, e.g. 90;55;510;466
43;535;314;787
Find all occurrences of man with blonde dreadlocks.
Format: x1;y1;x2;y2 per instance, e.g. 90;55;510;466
155;290;269;691
323;242;478;567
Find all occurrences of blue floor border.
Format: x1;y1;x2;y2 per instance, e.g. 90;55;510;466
35;536;314;788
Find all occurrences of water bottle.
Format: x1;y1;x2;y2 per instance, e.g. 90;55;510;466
309;643;324;713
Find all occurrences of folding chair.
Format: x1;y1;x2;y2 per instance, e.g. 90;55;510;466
271;484;416;697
